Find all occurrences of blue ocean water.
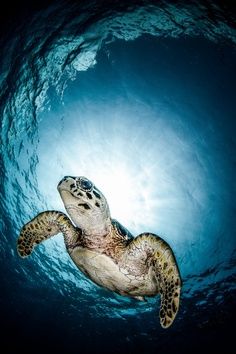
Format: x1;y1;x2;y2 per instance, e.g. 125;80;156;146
0;1;235;353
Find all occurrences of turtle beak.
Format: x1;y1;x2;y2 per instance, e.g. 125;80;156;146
58;176;75;188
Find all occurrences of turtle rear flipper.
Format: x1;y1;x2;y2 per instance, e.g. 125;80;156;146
17;211;80;257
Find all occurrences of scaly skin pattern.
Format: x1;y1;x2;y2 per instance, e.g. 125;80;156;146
17;176;182;328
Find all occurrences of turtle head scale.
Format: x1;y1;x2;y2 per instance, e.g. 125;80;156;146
57;176;111;236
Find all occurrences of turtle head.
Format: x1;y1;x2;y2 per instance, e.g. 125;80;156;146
57;176;111;236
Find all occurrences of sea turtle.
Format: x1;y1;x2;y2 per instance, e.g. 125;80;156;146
17;176;181;328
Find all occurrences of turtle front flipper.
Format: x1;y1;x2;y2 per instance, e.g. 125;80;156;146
154;242;182;329
127;233;181;328
17;211;81;257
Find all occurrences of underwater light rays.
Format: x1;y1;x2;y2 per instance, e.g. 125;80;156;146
36;97;205;258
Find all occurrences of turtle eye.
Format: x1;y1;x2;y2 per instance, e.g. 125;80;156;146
78;178;93;191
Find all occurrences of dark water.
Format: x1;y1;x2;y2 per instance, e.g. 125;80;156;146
0;1;236;353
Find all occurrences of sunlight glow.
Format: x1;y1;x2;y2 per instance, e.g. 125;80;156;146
37;103;205;246
91;164;145;231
